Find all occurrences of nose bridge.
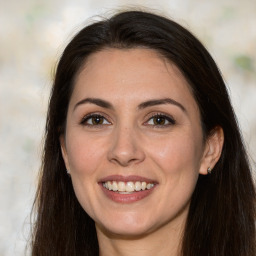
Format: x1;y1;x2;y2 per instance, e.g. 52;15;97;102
108;121;144;166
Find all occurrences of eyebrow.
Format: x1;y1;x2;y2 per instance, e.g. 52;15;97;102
73;97;186;113
73;98;113;111
138;98;186;112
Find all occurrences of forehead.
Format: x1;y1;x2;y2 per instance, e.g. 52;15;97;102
71;48;197;110
78;48;185;84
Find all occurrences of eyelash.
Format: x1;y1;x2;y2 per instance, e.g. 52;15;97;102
145;113;176;127
80;113;176;127
80;113;111;127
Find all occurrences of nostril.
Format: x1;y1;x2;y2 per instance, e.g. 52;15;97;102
107;146;145;166
107;129;146;166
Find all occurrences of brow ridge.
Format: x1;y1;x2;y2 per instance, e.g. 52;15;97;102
73;97;186;113
73;98;113;111
138;98;186;112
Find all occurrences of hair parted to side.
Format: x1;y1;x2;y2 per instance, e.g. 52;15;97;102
31;10;256;256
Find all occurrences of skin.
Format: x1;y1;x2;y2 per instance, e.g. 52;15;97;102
60;48;224;256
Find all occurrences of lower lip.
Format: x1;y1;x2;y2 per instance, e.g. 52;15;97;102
100;184;156;204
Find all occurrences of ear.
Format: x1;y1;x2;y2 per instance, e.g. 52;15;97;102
59;134;71;171
199;126;224;175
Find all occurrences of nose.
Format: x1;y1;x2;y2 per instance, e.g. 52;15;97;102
107;125;145;167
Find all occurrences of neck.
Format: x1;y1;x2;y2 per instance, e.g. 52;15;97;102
96;217;185;256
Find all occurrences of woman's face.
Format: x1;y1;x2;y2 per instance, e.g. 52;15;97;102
61;48;212;237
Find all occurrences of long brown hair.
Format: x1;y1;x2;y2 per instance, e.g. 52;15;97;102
31;10;256;256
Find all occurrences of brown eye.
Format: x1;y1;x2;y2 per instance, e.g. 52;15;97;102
91;116;104;125
153;116;166;125
81;114;111;126
146;114;176;126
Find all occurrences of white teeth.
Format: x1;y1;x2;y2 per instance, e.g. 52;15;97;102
103;181;155;192
141;181;147;190
147;183;154;189
135;181;141;191
126;182;134;192
112;181;118;191
107;181;112;190
118;181;126;192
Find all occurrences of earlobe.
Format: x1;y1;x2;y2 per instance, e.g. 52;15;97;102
59;135;70;171
199;126;224;175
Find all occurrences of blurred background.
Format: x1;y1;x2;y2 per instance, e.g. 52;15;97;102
0;0;255;255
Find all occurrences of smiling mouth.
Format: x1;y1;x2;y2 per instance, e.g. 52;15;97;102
102;181;155;193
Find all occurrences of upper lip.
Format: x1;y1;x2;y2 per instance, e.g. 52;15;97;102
99;175;157;184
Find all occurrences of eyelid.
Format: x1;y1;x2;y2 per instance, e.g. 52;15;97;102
144;112;176;126
80;112;112;125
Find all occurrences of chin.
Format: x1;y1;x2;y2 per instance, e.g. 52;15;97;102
95;212;156;238
97;223;154;239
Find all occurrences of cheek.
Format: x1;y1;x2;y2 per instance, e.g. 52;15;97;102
66;133;105;176
147;131;203;193
68;142;92;173
150;135;201;207
65;134;106;215
152;136;201;171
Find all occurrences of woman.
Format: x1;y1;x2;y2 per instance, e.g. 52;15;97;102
31;10;255;256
